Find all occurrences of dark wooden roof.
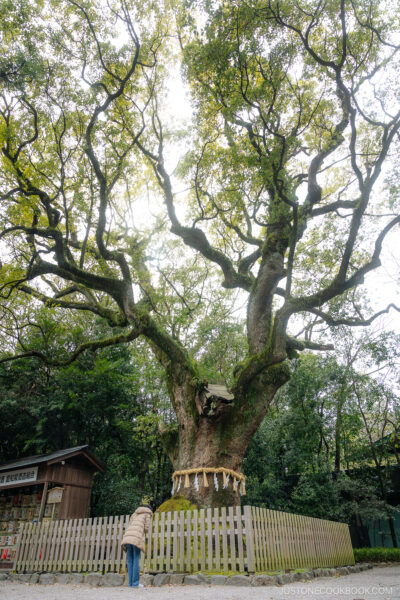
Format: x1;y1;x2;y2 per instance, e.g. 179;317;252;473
0;445;105;473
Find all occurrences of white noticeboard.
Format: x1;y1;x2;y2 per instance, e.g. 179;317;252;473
0;466;38;487
47;487;63;504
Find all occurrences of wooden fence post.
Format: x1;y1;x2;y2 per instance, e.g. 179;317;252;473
12;522;25;572
243;505;255;573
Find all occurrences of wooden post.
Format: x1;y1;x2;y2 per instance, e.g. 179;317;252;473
12;522;25;572
38;482;48;522
243;505;255;573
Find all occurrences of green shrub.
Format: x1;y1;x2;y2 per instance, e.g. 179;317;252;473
155;495;199;513
354;547;400;563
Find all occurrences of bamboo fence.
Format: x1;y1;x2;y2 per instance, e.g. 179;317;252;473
12;506;354;574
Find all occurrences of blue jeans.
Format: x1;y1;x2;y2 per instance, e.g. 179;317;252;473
126;544;141;587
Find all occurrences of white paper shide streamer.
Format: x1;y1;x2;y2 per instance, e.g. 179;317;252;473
194;473;199;492
214;473;219;491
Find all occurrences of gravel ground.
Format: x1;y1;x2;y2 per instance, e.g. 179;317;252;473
1;566;399;600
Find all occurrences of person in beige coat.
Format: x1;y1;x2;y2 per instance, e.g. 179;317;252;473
122;504;153;587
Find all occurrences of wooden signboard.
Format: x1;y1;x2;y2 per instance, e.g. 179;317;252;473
47;488;63;504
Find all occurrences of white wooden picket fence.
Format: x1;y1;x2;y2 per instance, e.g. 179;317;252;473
12;506;354;573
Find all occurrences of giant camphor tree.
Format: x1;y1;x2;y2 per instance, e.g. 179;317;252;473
1;0;400;507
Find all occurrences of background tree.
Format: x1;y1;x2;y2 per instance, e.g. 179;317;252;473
244;330;400;544
0;0;400;507
0;309;173;514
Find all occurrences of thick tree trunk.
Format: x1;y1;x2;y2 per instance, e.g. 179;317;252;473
160;361;290;508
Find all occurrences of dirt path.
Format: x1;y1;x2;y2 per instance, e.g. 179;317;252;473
1;566;399;600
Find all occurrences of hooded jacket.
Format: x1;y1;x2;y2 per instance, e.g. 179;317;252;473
122;506;153;553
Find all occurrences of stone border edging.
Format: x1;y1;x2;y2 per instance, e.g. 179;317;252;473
0;564;376;587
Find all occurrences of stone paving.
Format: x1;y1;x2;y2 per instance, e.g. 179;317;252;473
0;565;399;599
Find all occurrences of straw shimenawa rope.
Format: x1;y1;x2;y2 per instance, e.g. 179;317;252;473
172;467;246;494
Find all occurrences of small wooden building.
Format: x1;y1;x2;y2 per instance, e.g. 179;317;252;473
0;445;104;569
